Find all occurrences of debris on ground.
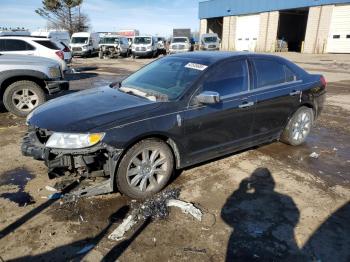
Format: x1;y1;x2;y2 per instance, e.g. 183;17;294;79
76;244;95;255
167;199;202;221
183;247;207;254
108;214;138;241
45;185;58;192
108;188;203;241
309;152;320;159
135;188;181;220
47;193;63;200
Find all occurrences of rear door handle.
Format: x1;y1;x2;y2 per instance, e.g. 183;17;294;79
289;90;301;96
238;101;254;108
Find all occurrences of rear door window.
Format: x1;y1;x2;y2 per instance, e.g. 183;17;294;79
4;39;35;51
253;59;286;88
284;65;297;82
203;59;249;96
34;40;60;50
0;40;5;51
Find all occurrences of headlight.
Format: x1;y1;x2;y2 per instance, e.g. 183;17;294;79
46;132;105;149
49;67;61;79
82;45;88;49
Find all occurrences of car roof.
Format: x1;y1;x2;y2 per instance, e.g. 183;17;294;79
0;36;51;41
170;51;290;65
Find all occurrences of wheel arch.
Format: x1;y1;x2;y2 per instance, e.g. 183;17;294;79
300;102;316;121
121;133;181;169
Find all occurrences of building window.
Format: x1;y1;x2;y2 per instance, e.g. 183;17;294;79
333;35;340;39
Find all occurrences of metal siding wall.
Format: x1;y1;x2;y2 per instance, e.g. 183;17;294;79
199;0;350;18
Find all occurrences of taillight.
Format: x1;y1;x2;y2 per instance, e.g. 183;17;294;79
63;46;70;52
320;75;327;87
55;50;64;60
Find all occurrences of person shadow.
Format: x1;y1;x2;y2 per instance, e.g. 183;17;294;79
221;168;302;261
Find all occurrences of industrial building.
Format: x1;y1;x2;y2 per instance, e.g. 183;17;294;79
199;0;350;53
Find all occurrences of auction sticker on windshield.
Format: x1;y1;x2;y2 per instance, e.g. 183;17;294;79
185;62;208;71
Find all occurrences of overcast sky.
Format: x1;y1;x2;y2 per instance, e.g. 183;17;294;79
0;0;201;36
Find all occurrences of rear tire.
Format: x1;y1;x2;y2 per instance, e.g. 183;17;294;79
116;139;174;199
280;106;314;146
3;80;46;117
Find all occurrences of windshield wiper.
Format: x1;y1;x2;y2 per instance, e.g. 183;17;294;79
120;86;168;102
119;86;157;101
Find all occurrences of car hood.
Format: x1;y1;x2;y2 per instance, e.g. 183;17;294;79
0;54;58;67
28;86;161;132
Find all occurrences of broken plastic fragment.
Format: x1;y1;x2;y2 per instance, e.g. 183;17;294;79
108;214;138;241
48;193;62;200
45;185;58;192
309;152;320;159
167;199;202;221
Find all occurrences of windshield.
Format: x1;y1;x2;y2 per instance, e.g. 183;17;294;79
172;38;188;43
71;37;88;44
134;37;151;44
204;37;217;43
121;57;207;101
99;37;119;44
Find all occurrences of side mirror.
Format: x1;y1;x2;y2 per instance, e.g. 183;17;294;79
196;91;220;104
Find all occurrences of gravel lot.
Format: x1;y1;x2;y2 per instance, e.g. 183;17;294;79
0;53;349;261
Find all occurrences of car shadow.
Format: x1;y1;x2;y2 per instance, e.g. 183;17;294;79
0;179;80;240
101;218;151;262
221;168;303;261
7;205;131;262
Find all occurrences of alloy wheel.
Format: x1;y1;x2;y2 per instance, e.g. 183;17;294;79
292;112;311;143
126;147;169;192
12;88;39;111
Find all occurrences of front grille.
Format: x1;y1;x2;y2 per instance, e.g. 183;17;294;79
72;47;82;52
135;47;146;51
172;44;185;50
209;45;216;48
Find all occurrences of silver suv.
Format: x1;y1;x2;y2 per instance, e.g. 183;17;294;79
0;54;69;116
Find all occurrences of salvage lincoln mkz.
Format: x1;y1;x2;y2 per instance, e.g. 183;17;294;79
22;52;326;199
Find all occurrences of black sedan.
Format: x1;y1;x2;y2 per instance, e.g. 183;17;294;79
23;52;326;199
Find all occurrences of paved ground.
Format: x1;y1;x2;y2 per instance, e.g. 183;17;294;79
0;53;349;261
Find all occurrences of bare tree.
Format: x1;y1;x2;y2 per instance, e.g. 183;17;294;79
35;0;90;35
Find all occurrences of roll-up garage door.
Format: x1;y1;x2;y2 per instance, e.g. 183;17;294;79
235;14;260;51
327;5;350;53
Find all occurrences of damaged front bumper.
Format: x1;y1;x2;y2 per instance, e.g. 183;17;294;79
21;129;123;180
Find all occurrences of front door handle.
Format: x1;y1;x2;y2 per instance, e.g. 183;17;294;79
238;101;254;108
289;90;301;96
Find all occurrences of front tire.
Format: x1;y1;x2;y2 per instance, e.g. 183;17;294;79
3;80;46;117
280;106;314;146
116;139;174;199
